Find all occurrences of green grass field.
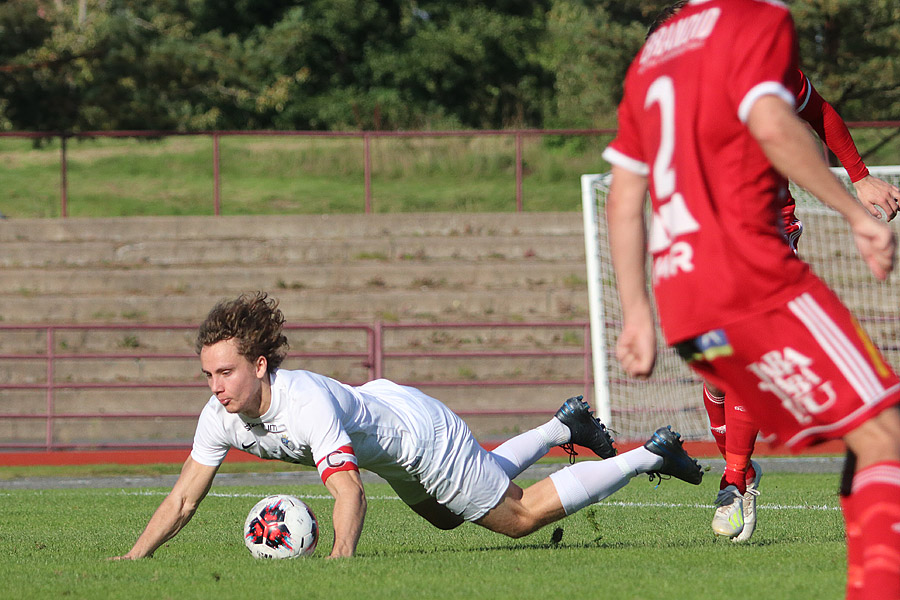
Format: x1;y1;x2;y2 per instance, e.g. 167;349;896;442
0;469;846;599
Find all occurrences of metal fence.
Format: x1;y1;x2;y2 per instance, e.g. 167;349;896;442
0;321;592;452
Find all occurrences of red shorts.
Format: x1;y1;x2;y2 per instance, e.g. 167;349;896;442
674;278;900;450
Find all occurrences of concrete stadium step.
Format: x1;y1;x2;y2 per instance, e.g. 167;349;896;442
0;261;587;295
0;213;584;243
0;234;584;268
0;288;589;324
0;212;595;446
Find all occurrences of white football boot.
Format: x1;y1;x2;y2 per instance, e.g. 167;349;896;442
732;460;762;543
712;485;744;538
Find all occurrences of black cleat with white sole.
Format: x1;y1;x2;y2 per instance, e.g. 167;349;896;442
644;426;703;485
555;395;617;461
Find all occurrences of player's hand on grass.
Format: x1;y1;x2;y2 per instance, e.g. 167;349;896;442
854;175;900;222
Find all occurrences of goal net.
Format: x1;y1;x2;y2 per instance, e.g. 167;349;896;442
582;166;900;442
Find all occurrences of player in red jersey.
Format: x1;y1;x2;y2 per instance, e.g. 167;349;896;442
603;1;900;598
704;68;900;539
646;4;900;543
703;54;897;543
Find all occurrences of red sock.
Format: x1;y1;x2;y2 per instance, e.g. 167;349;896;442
722;457;749;494
841;493;864;600
702;384;726;457
720;395;758;495
848;461;900;599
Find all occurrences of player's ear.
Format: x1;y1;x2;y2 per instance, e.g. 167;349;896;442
254;356;268;378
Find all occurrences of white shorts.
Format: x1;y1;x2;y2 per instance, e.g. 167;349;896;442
358;380;510;521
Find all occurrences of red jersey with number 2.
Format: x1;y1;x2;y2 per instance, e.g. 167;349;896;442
603;0;818;345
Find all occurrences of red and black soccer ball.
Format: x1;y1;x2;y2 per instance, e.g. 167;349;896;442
243;495;318;559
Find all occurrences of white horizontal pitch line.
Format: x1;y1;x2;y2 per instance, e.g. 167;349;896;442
115;489;841;511
602;500;840;512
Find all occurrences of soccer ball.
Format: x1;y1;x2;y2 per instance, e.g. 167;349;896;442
243;495;318;559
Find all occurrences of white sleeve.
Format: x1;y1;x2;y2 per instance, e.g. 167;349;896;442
190;399;231;467
292;382;354;475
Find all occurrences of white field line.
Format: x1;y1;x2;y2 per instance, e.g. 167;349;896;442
115;489;841;511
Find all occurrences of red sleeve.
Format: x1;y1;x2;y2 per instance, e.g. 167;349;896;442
796;72;869;182
603;70;650;175
730;5;798;122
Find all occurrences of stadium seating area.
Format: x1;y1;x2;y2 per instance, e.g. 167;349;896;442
0;212;594;448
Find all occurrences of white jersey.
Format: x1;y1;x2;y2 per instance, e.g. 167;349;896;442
190;370;509;520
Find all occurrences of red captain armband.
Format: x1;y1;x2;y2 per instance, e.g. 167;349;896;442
316;445;359;483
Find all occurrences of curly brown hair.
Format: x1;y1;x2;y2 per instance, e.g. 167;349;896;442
195;292;289;373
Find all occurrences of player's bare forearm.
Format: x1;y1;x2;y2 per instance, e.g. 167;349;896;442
324;470;367;558
111;457;217;560
113;494;196;559
606;166;652;318
606;166;657;377
748;96;871;226
749;96;896;280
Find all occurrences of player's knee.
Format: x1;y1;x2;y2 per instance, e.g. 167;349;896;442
846;409;900;462
499;515;543;539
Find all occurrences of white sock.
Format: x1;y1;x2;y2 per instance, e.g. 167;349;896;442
620;446;664;474
537;417;570;446
490;430;549;479
548;448;663;515
490;418;569;479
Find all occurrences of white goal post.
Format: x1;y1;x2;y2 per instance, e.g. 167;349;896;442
582;166;900;442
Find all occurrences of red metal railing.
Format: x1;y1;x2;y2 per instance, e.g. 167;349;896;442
0;321;592;452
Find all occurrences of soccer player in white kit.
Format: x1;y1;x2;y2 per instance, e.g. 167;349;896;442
113;292;703;559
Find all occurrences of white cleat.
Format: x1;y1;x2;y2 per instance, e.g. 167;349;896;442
712;485;744;538
732;460;762;543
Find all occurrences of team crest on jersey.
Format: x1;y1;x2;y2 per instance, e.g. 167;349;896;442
280;435;296;451
747;347;836;424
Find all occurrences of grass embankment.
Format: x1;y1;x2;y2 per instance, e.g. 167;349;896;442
0;134;612;218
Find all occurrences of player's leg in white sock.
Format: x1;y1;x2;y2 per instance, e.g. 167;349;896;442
549;447;664;514
490;418;569;479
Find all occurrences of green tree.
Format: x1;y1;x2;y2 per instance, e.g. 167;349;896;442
1;1;896;134
792;0;900;122
538;0;646;129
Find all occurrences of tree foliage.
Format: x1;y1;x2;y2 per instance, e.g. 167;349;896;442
0;0;896;133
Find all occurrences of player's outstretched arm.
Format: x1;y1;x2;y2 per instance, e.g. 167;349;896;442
748;95;896;281
797;79;900;222
110;457;218;560
606;165;657;378
854;175;900;222
323;469;367;558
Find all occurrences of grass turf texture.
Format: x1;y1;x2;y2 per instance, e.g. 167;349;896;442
0;471;845;599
